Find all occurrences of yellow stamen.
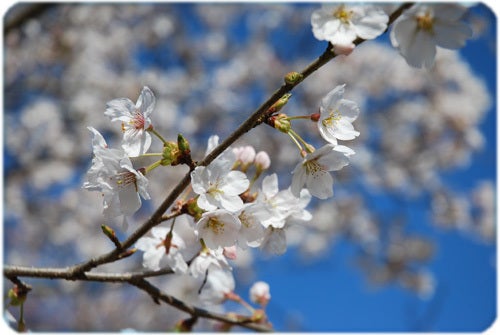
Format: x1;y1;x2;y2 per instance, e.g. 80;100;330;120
322;109;342;128
416;12;434;32
333;5;353;24
206;217;225;235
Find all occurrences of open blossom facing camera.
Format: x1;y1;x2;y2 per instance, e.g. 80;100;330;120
82;127;150;227
191;156;249;212
195;209;242;250
390;4;472;69
105;86;155;157
135;226;188;273
311;4;388;47
291;144;351;199
318;84;360;145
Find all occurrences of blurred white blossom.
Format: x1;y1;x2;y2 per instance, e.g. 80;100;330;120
390;4;472;69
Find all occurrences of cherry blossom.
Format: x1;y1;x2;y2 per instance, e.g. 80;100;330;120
82;127;150;228
318;84;360;145
260;227;287;255
189;248;231;280
198;266;235;305
191;156;249;212
249;281;271;306
195;209;242;250
135;226;188;273
236;204;267;248
390;4;472;69
257;174;312;228
291;144;351;199
311;4;388;47
105;86;155;156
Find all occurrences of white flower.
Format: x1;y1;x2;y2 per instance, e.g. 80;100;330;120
105;86;155;156
291;144;351;199
236;204;267;248
249;281;271;306
257;174;312;229
311;4;388;47
390;4;472;69
189;249;231;280
191;157;249;212
198;266;235;305
135;226;188;273
318;84;360;145
260;227;287;255
83;127;150;227
195;209;242;250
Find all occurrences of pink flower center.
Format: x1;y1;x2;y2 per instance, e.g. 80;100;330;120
333;5;353;24
132;110;146;130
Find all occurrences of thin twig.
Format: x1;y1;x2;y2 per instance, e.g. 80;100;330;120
129;278;273;332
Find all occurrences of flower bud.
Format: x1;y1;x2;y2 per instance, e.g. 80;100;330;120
233;145;256;165
177;133;190;155
284;71;303;85
255;151;271;171
249;281;271;307
101;224;121;247
8;285;30;306
223;245;237;260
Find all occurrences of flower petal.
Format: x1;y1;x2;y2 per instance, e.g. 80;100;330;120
261;173;279;198
434;21;472;49
118;184;142;216
317;147;350;171
221;171;250;195
137;86;156;118
321;84;345;109
218;193;244;212
306;169;333;199
105;98;136;121
291;162;307;197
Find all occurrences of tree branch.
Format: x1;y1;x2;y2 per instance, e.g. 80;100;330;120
3;266;272;331
3;265;174;282
129;278;273;332
4;3;56;35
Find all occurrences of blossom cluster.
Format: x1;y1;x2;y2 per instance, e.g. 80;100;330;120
311;3;473;68
82;73;363;307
